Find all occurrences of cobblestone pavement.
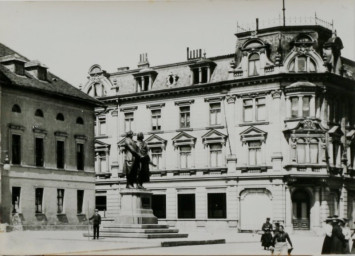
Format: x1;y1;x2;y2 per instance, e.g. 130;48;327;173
0;230;324;255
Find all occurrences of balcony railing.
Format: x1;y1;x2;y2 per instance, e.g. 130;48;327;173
236;15;334;33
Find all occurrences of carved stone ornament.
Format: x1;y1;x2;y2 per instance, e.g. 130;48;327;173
271;90;282;99
226;95;236;104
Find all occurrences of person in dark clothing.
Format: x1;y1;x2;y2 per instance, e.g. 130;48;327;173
136;132;150;188
272;225;293;256
89;209;102;240
123;131;142;188
261;218;273;250
321;216;333;254
329;217;346;254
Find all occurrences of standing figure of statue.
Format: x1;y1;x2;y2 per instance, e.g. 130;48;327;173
136;132;151;188
122;131;141;188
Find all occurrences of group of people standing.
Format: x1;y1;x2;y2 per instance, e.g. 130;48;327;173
123;131;154;189
321;216;355;254
261;218;293;255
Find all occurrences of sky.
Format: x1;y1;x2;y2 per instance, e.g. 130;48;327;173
0;0;354;87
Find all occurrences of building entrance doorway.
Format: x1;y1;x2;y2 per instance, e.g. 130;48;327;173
292;189;310;230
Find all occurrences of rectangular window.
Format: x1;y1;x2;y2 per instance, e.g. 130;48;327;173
208;193;226;219
210;144;222;167
180;106;190;128
76;143;84;171
297;143;306;164
201;67;208;83
178;194;195;219
152;194;166;219
56;141;65;169
124;112;134;132
77;190;84;214
35;138;44;167
210;103;221;125
12;187;21;213
180;145;191;169
12;134;21;164
310;142;319;164
143;76;149;91
151;148;163;170
95;196;107;211
297;56;307;72
248;58;260;76
57;189;64;214
98;118;106;135
151;109;161;131
302;96;310;117
291;97;299;118
35;188;44;213
243;99;253;122
99;152;107;172
193;69;199;84
248;141;262;166
256;98;266;121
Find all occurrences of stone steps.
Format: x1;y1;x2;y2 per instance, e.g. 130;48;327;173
103;224;170;229
101;228;179;233
83;232;188;239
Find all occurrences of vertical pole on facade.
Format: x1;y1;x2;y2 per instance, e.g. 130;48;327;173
282;0;286;26
87;201;90;240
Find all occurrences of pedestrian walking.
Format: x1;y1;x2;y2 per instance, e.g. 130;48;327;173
321;216;333;254
261;217;273;250
273;222;280;236
271;225;293;256
89;209;101;240
341;218;351;254
329;216;346;254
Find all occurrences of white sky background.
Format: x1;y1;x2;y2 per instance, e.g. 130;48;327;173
0;0;354;87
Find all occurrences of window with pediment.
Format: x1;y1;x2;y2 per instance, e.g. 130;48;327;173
202;129;227;167
240;126;267;166
145;134;167;170
172;132;196;169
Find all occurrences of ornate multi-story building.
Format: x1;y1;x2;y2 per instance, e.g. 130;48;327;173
0;43;100;229
82;18;355;233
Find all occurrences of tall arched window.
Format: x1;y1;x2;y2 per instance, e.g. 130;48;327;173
88;83;105;97
296;138;306;164
248;53;260;76
56;113;64;121
288;56;316;72
35;109;44;117
12;104;21;113
309;138;319;164
76;117;84;124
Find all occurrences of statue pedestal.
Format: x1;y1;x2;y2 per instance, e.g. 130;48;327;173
117;188;158;224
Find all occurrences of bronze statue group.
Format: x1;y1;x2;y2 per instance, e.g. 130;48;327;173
261;218;293;256
321;216;355;254
123;131;155;189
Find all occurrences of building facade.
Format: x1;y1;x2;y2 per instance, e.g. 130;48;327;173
0;43;100;228
82;20;355;232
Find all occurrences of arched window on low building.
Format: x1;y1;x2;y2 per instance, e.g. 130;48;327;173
76;117;84;124
35;109;44;117
12;104;21;113
56;113;64;121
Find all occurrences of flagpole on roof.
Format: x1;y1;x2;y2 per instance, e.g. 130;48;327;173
282;0;286;26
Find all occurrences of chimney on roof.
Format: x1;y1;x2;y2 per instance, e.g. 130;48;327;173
187;48;203;60
0;54;26;76
138;53;150;68
25;60;48;81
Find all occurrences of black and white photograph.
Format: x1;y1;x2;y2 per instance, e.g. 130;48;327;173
0;0;355;255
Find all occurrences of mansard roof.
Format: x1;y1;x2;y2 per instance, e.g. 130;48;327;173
0;42;101;106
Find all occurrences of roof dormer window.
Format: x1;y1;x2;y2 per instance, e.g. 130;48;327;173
248;53;260;76
288;56;316;73
0;54;26;76
25;61;48;81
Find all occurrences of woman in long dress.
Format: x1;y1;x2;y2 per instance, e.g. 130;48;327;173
261;218;273;250
330;217;346;254
321;216;333;254
271;225;293;256
341;218;351;254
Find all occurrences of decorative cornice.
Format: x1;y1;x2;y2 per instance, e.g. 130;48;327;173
271;90;282;99
54;131;68;137
226;95;236;104
8;123;25;131
32;126;47;134
120;106;138;112
74;134;88;141
175;99;195;106
204;96;225;102
146;103;166;109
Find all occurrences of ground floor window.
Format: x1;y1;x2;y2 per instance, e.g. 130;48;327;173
96;196;107;211
35;188;44;213
77;190;84;214
178;194;195;219
152;194;166;219
12;187;21;213
208;193;226;219
57;189;64;213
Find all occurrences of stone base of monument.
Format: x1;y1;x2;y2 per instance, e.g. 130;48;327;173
84;188;188;239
